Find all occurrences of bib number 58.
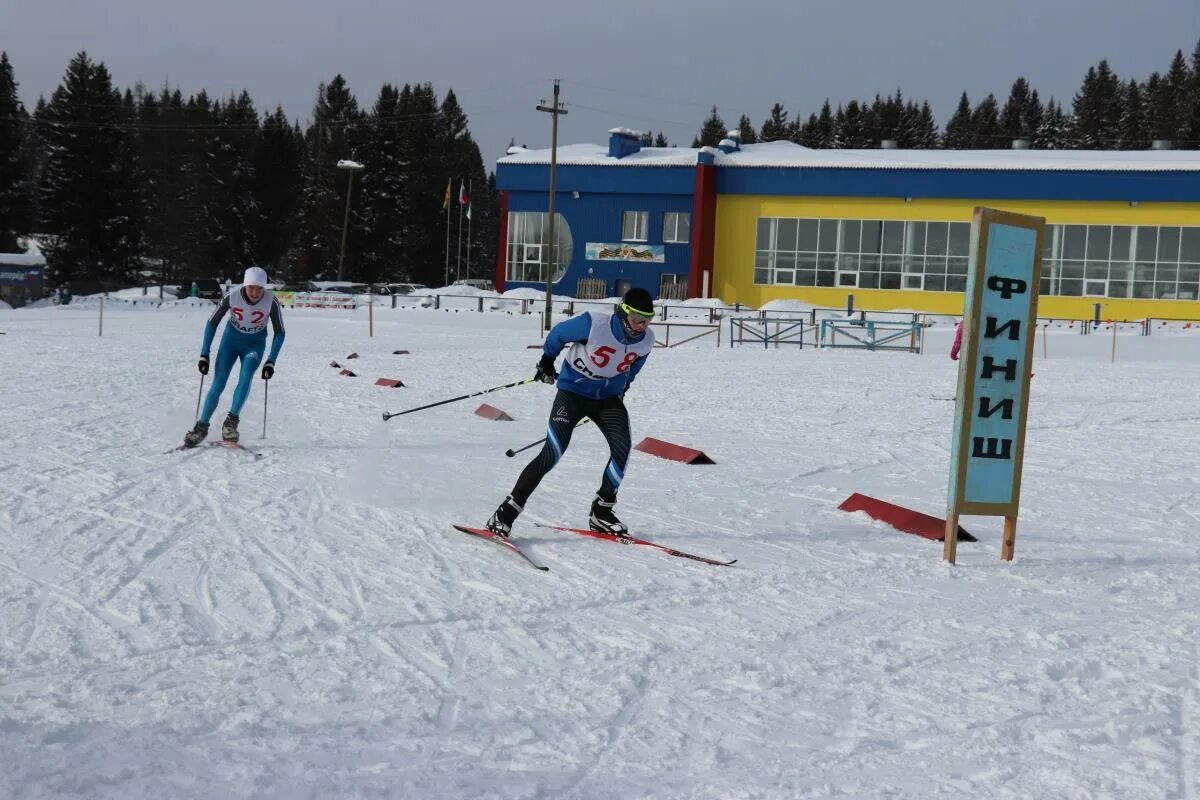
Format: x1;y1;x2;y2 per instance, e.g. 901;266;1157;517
590;346;639;373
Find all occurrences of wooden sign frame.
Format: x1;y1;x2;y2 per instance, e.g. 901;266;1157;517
945;208;1045;564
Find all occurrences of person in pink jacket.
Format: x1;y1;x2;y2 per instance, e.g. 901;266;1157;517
950;320;964;360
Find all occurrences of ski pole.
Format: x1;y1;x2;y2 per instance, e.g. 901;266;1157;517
194;373;206;421
505;418;591;457
261;379;269;439
382;378;535;421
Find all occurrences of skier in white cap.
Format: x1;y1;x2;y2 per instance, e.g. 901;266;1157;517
183;266;286;447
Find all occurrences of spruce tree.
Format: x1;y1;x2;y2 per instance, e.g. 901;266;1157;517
36;52;145;286
1070;60;1121;149
760;103;790;141
913;101;940;148
833;101;869;148
358;84;408;285
1118;79;1148;150
1000;77;1035;142
1034;99;1068;149
1161;49;1191;142
0;52;31;251
693;106;726;148
253;108;304;273
653;132;669;147
942;92;973;148
1187;38;1200;147
736;114;758;144
970;94;1002;148
295;74;363;281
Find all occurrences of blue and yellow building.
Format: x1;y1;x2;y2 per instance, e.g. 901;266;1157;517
495;128;1200;319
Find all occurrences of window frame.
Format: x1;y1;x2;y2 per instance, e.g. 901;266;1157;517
622;210;649;242
663;212;690;244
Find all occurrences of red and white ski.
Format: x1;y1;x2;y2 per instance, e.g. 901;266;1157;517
451;524;549;572
534;523;736;567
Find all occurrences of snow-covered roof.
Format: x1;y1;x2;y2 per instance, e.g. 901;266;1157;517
499;139;1200;172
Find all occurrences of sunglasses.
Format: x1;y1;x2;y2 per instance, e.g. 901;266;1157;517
621;303;653;323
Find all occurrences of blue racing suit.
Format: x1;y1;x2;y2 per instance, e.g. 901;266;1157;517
198;289;285;424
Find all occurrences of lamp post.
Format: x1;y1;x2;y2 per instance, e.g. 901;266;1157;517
336;159;364;281
536;80;567;331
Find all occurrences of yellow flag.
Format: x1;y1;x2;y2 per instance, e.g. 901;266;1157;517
442;178;451;210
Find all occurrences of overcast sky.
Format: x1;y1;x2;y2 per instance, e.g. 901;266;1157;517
5;0;1198;164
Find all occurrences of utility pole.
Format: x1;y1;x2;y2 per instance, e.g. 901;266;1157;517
336;160;364;281
536;80;567;331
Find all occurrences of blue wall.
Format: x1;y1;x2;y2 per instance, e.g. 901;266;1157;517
501;162;696;298
717;166;1200;202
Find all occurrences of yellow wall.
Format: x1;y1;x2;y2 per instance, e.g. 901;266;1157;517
713;195;1200;320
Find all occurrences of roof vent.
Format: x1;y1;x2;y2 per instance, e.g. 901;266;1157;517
880;139;898;150
717;138;739;154
1011;138;1031;150
608;127;643;159
1151;139;1174;150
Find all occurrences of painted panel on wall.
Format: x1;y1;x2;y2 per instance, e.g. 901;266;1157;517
585;243;665;262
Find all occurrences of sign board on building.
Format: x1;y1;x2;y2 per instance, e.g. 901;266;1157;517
585;243;665;263
945;207;1044;564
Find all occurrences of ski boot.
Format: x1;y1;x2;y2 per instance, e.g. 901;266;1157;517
486;496;523;539
589;495;630;538
183;420;209;448
221;412;240;443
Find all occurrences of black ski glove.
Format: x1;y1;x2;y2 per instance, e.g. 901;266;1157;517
535;354;557;385
261;362;274;380
197;355;209;375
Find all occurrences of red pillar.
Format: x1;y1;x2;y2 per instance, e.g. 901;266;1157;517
688;163;717;299
495;191;509;293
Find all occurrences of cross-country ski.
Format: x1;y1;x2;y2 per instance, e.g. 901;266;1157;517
534;523;737;566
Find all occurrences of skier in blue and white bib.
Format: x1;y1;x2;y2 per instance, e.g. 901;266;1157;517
182;267;285;447
486;287;656;538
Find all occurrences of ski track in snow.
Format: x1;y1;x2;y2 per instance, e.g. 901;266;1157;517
1;304;1199;798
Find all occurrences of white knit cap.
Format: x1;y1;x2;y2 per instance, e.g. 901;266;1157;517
243;266;268;287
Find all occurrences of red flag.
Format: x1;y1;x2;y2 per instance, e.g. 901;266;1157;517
460;180;471;220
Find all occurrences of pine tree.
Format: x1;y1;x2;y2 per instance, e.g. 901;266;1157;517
970;94;1002;148
0;52;32;251
1000;77;1036;142
736;114;758;144
358;84;408;285
1070;60;1122;148
942;92;973;148
653;132;669;147
36;52;145;286
1186;38;1200;147
1034;98;1068;149
760;103;790;141
1161;49;1191;142
1118;79;1148;150
914;101;940;148
693;106;726;148
200;91;262;275
253;108;304;273
833;101;869;148
295;74;364;281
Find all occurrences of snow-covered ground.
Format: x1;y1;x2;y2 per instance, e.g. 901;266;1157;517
1;302;1198;799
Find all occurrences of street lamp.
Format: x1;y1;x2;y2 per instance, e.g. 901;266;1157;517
336;159;364;281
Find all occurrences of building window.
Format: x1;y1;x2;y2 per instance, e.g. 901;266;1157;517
506;211;571;285
622;211;648;242
663;212;690;243
754;215;1200;300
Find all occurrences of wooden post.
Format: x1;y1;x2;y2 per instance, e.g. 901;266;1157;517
368;292;374;338
99;296;104;337
943;512;960;564
1110;320;1117;363
1042;321;1048;359
1001;516;1017;561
